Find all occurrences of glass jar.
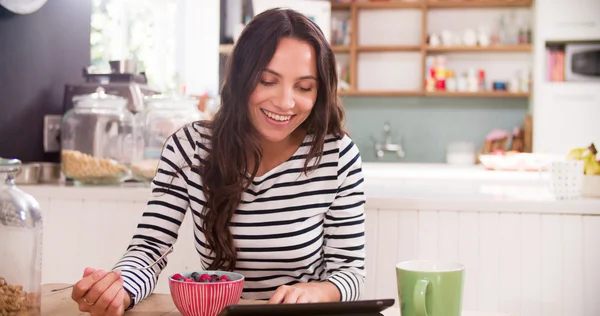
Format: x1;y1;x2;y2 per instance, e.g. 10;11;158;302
61;87;134;185
132;95;203;182
0;158;43;316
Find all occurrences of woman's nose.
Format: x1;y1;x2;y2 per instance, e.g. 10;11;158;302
277;87;295;110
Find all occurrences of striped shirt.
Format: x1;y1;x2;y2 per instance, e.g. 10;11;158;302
114;122;366;308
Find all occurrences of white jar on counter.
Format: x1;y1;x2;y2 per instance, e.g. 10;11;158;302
61;87;134;185
132;95;204;182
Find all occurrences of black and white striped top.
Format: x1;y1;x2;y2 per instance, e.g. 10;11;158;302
114;122;366;308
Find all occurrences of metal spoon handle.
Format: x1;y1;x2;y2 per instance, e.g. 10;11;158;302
50;245;173;292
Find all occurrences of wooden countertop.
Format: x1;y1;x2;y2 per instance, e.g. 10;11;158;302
42;284;508;316
41;284;263;315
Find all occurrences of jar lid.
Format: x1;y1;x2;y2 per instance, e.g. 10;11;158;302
0;157;21;173
144;94;199;110
72;87;128;109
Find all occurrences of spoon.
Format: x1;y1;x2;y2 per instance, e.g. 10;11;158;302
51;245;173;292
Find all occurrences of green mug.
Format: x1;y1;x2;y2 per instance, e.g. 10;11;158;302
396;260;465;316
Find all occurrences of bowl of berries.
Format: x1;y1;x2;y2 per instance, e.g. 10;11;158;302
169;270;245;316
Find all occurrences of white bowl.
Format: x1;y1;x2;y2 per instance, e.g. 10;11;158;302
582;175;600;198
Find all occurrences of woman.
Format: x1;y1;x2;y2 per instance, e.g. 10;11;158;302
71;7;366;315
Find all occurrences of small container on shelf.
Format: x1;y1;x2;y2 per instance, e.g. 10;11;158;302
0;158;43;316
132;94;204;182
60;87;134;185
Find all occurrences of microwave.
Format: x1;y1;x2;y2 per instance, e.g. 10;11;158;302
565;43;600;82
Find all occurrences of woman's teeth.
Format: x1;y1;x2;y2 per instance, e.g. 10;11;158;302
262;109;292;122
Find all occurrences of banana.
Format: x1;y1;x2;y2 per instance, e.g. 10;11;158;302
584;143;600;175
566;147;588;161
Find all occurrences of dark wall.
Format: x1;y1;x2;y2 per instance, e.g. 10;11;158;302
0;0;91;163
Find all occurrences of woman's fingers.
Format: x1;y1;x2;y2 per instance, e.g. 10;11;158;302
267;285;290;304
82;271;121;308
87;274;123;313
282;288;301;304
72;269;108;302
105;287;126;316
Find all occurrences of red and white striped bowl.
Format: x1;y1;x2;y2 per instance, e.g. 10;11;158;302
169;271;245;316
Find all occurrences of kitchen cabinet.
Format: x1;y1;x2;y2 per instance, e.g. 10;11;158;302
533;83;600;154
536;0;600;41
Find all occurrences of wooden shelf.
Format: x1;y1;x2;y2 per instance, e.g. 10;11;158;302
331;2;352;9
356;1;423;9
426;44;532;52
426;0;532;8
337;90;531;97
425;91;530;98
357;45;421;52
339;90;423;96
332;45;351;53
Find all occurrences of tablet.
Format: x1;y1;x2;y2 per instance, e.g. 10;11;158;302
217;299;395;316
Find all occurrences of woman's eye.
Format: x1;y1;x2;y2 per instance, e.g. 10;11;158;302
298;86;312;92
260;80;276;86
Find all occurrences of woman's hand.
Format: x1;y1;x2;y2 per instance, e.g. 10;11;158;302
268;281;341;304
71;267;130;316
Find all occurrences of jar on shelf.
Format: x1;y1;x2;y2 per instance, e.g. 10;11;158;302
0;158;43;316
61;87;134;185
132;95;204;182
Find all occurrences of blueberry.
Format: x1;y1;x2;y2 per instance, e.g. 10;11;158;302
191;272;200;281
210;274;219;282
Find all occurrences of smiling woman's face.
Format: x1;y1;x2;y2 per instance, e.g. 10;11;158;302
248;37;318;144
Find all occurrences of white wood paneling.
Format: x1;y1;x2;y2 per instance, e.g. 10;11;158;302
520;213;542;316
37;194;600;315
498;213;522;316
541;215;562;316
583;216;600;316
458;211;480;311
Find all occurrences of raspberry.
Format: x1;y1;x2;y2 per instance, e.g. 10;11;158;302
199;274;211;283
219;275;230;282
172;273;185;281
185;277;194;282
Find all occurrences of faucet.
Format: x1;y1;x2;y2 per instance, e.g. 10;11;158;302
372;122;405;160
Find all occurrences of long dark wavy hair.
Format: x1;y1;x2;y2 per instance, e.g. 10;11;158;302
199;8;346;271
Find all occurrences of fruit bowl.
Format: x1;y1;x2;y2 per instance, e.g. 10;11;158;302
169;271;245;316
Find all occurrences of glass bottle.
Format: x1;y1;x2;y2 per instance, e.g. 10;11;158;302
0;158;43;316
61;87;134;185
132;94;203;182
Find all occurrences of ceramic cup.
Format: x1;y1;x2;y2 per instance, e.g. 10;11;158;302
549;160;584;200
396;260;465;316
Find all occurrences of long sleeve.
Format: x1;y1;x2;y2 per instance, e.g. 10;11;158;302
113;127;195;309
324;137;366;302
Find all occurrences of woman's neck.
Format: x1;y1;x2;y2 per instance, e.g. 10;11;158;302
254;128;305;177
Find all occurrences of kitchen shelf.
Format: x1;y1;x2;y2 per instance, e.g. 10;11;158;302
219;1;534;98
339;90;423;96
357;45;422;52
338;90;530;97
425;91;531;98
427;0;532;8
426;44;532;53
356;1;423;9
332;45;351;52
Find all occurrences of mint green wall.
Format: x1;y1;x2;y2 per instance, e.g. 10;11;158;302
340;96;529;163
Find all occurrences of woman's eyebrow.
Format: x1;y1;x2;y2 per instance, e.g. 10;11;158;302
264;68;317;81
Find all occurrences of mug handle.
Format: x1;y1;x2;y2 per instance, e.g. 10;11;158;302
413;279;429;316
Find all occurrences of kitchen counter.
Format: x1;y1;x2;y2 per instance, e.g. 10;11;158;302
21;162;600;215
41;284;509;316
24;163;600;315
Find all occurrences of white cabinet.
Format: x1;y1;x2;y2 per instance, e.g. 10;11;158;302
536;0;600;41
533;83;600;153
